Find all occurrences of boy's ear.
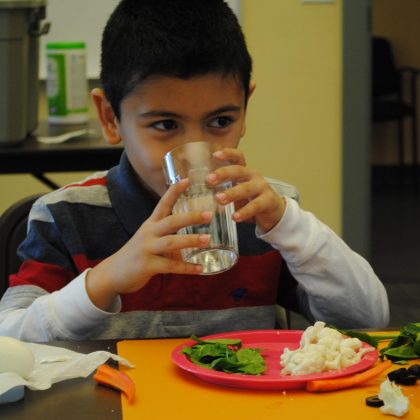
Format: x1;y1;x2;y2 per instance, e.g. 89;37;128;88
91;88;121;145
248;80;256;98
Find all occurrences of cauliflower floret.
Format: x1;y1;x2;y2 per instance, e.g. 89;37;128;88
281;349;325;375
324;350;341;371
319;326;342;341
340;349;360;368
280;322;374;376
340;337;362;351
294;353;324;375
378;379;409;417
317;336;339;353
299;321;326;346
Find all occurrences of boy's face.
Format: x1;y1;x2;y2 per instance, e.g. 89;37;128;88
95;73;252;197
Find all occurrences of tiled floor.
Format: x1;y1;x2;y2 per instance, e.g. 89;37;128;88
289;171;420;330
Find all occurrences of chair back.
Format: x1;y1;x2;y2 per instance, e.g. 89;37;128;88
372;36;400;97
0;194;43;298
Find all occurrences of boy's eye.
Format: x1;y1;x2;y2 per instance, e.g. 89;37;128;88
152;120;178;131
208;116;233;129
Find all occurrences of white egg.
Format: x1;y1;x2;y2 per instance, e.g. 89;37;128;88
0;336;35;379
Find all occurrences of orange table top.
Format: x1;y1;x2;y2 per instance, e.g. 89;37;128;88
117;337;420;420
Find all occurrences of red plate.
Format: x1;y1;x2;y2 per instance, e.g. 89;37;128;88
171;330;378;390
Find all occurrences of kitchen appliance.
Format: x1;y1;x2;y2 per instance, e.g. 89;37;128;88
0;0;49;146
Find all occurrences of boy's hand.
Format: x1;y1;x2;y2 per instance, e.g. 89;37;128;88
87;178;211;309
206;148;286;233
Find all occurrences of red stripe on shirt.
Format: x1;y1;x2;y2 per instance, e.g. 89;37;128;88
121;251;284;311
9;260;74;293
63;176;107;189
9;251;290;312
72;254;102;273
73;251;285;311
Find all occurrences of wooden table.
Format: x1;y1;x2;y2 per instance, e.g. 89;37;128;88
0;120;123;189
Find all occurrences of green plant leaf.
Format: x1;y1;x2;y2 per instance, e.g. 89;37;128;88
414;334;420;356
379;322;420;362
329;322;420;363
380;343;419;360
181;335;266;375
331;327;380;348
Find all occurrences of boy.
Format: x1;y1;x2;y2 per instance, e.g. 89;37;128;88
0;0;388;341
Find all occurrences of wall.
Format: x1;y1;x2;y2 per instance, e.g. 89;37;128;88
0;0;344;235
242;0;342;232
372;0;420;165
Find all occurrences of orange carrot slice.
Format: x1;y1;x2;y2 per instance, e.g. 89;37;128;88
93;364;136;404
306;360;392;392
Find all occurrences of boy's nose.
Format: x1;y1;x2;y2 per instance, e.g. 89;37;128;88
182;127;210;143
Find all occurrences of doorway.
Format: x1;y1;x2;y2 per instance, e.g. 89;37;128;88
369;0;420;326
371;0;420;178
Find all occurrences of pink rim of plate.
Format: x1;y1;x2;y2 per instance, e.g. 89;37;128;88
171;330;379;390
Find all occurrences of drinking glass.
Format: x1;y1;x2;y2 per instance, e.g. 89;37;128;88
162;141;238;274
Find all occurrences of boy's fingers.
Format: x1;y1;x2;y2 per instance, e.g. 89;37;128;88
151;179;189;220
154;210;212;236
232;190;281;222
213;148;247;166
214;179;266;205
152;255;204;275
206;165;255;186
150;233;211;254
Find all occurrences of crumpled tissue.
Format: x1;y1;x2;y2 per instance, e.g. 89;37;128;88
0;342;134;401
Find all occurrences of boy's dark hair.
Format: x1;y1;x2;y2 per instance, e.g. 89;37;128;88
100;0;252;119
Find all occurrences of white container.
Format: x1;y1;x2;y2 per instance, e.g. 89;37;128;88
46;42;88;124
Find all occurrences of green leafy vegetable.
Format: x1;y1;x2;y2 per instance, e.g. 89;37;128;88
188;335;242;347
329;322;420;363
181;335;266;375
380;323;420;362
330;327;383;348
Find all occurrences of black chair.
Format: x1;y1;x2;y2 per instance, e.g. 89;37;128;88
0;194;43;298
372;37;420;175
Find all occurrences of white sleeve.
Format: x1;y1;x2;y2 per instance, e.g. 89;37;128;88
0;270;121;342
257;197;390;329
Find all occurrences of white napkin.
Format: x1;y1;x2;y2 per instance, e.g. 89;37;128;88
0;342;134;396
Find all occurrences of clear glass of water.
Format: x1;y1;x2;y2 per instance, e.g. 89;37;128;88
162;142;238;274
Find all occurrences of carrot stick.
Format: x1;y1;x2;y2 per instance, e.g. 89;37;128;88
306;360;392;392
93;364;136;404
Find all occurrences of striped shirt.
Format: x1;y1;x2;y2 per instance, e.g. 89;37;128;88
0;153;390;341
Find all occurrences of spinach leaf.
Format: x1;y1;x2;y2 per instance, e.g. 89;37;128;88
327;323;420;362
181;335;266;375
380;322;420;362
190;335;242;348
329;326;381;348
